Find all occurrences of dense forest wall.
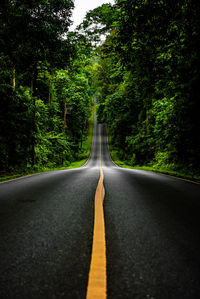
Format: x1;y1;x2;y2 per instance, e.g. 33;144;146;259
0;0;93;173
87;0;200;174
1;0;200;177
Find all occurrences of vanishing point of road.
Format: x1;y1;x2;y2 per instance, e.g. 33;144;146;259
0;111;200;299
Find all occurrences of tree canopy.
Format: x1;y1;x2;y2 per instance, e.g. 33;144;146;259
85;0;200;174
0;0;93;172
0;0;200;177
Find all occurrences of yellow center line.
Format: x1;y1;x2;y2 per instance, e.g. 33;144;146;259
86;126;107;299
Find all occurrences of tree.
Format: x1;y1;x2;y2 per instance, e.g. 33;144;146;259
86;0;200;172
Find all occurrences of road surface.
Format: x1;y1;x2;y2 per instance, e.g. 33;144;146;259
0;112;200;298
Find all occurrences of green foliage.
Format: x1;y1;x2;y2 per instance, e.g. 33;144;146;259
87;0;200;174
1;0;200;180
0;0;93;175
0;84;33;170
78;3;119;46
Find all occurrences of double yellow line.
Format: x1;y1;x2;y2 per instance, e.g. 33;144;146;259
87;126;107;299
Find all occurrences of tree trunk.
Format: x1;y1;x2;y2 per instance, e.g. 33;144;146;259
63;103;67;137
146;109;149;135
48;79;51;104
81;128;83;148
31;65;38;167
62;103;67;164
146;91;150;135
31;79;33;95
12;65;16;88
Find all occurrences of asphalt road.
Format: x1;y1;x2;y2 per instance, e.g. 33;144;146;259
0;114;200;299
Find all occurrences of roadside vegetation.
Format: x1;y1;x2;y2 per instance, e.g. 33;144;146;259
0;103;94;182
0;0;200;182
0;0;95;181
109;149;200;183
80;0;200;181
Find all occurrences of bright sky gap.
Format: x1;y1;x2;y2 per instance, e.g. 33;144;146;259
70;0;115;31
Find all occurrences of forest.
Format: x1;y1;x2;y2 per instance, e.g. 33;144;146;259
0;0;200;179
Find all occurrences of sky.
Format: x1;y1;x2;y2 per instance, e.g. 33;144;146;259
70;0;115;31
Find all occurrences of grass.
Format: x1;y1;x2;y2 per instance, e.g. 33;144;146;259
107;128;200;183
109;148;200;184
80;104;94;161
0;104;95;183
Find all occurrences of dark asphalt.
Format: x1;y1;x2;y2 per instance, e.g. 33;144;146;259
0;115;200;299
